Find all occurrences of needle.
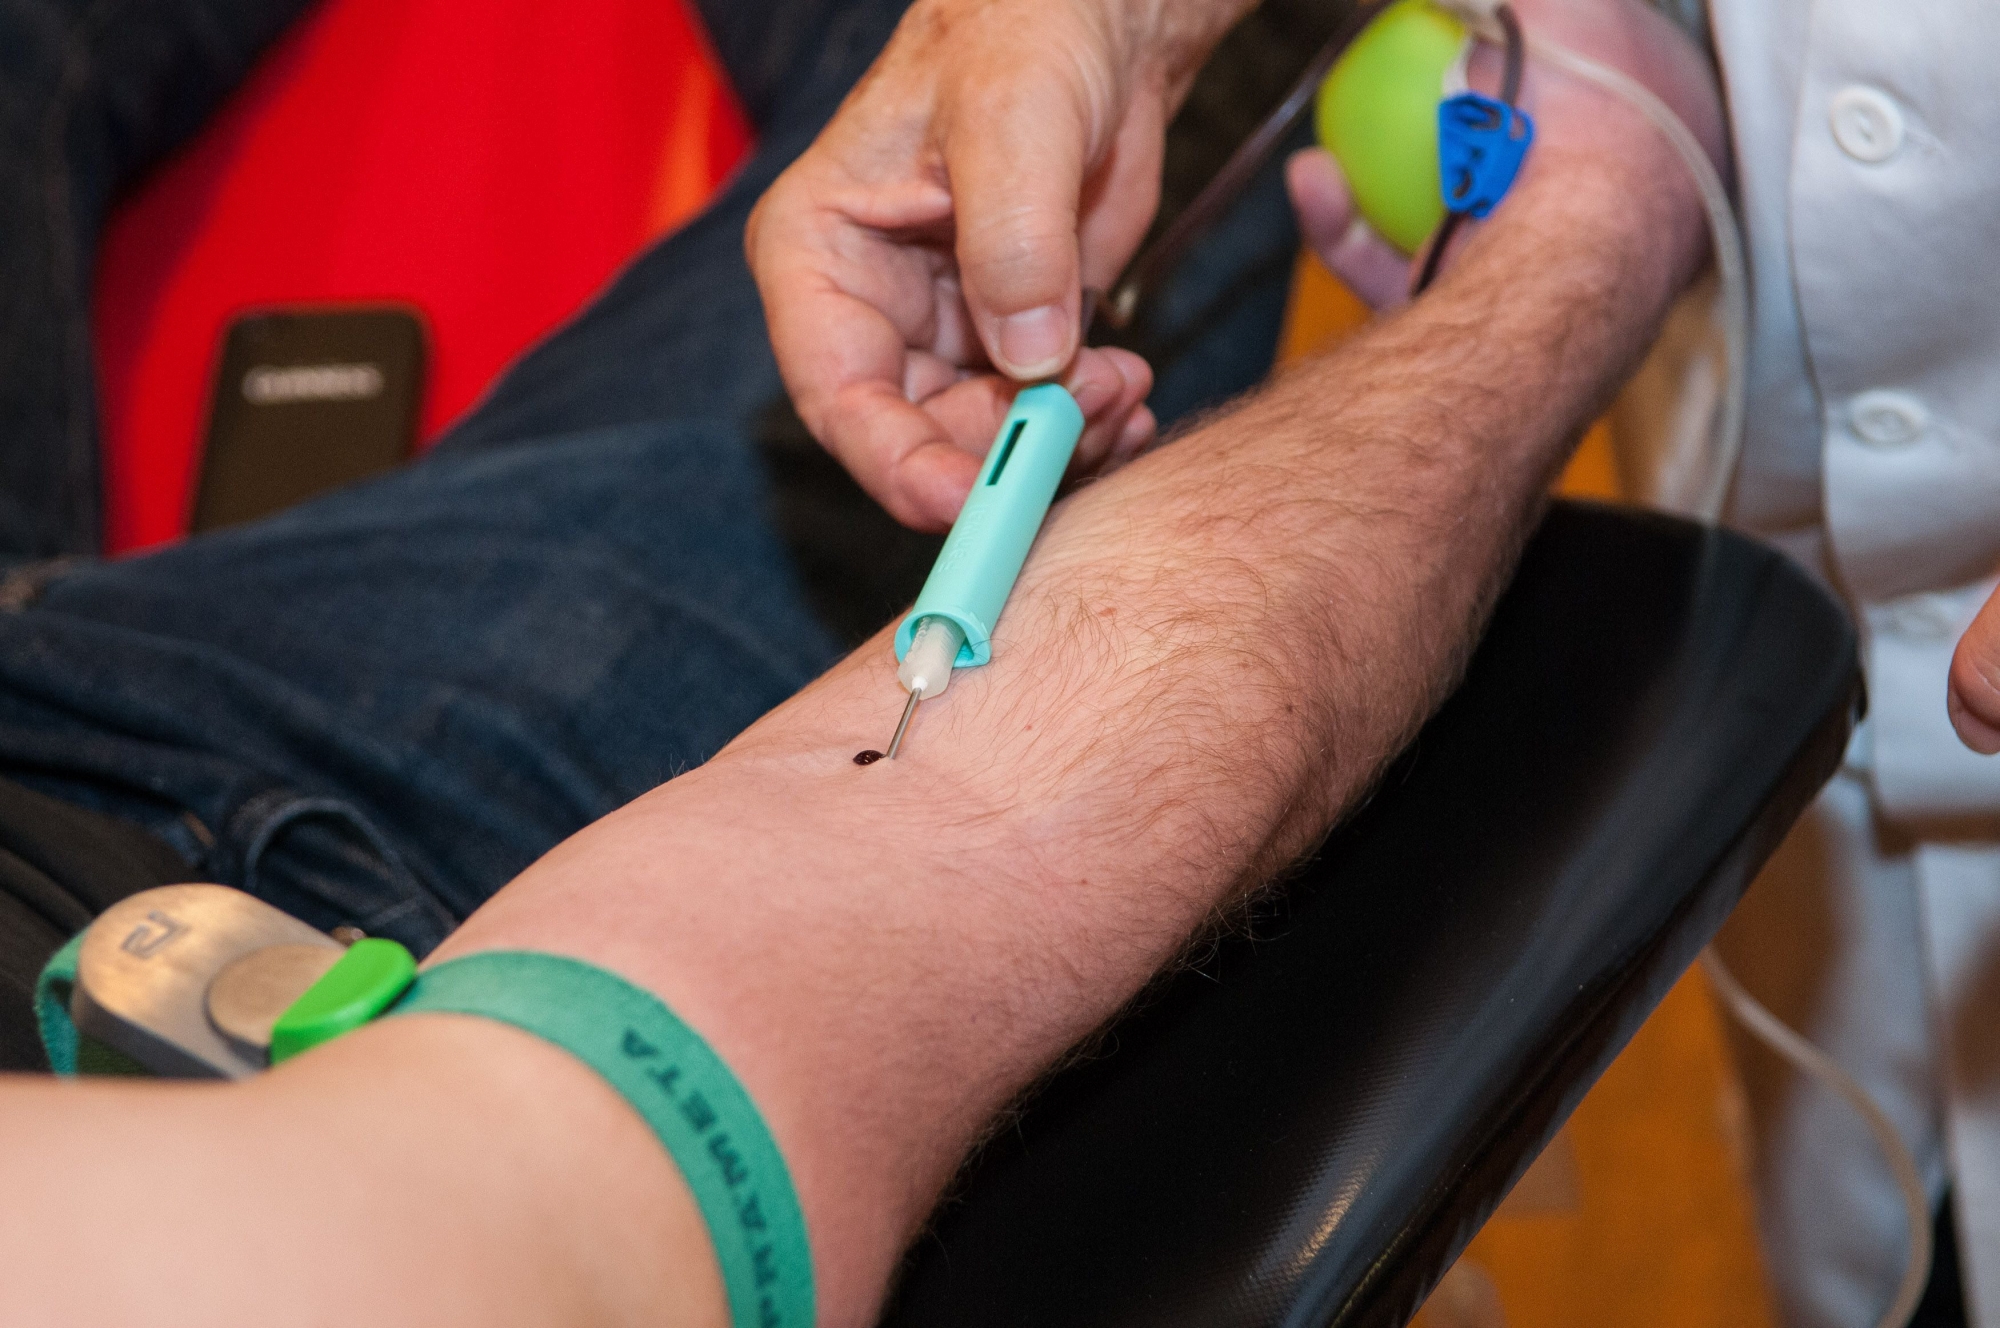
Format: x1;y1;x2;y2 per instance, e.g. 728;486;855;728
886;688;921;760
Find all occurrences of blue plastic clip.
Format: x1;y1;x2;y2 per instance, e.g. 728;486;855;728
1437;92;1533;218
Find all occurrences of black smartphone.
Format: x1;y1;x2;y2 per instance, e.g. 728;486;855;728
191;306;427;533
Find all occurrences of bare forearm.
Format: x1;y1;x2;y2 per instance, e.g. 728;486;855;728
0;1016;720;1328
444;103;1705;1326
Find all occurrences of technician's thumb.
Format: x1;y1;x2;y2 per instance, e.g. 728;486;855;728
947;78;1089;380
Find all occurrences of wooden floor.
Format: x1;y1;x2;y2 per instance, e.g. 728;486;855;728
1279;255;1776;1328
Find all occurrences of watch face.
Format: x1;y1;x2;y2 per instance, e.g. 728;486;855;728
193;306;427;534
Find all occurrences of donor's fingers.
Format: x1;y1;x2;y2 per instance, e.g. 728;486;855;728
1285;148;1414;312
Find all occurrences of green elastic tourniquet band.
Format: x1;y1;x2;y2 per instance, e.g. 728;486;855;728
390;952;814;1328
35;931;84;1075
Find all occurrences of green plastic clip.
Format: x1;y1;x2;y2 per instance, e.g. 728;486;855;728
269;937;418;1064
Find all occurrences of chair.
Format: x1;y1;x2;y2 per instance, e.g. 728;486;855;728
882;499;1860;1327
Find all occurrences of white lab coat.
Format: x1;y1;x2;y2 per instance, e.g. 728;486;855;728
1656;2;2000;1324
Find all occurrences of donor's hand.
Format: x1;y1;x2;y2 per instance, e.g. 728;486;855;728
1286;0;1725;312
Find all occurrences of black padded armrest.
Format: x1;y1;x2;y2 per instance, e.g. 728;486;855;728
882;501;1860;1328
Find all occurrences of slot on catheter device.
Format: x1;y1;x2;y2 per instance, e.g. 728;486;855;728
882;383;1084;758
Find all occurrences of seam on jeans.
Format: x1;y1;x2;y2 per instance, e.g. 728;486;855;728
351;892;436;938
222;792;451;947
234;794;413;896
213;787;288;885
152;808;218;875
235;792;453;930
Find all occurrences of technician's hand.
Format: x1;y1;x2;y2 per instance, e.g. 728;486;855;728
1284;0;1725;313
747;0;1252;531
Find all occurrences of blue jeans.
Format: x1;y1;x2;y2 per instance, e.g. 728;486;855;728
0;0;1301;955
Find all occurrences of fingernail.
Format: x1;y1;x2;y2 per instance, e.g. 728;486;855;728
996;306;1071;378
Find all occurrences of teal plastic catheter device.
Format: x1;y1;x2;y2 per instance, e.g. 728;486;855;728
884;383;1084;758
